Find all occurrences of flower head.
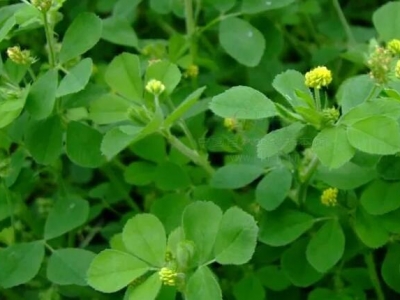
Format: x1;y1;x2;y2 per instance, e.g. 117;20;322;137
321;187;338;207
223;117;237;131
31;0;52;12
158;267;178;286
145;79;165;96
305;66;332;89
7;46;35;65
322;107;340;125
367;47;392;84
387;39;400;55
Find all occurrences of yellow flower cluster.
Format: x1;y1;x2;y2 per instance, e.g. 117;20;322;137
367;47;392;84
145;79;165;96
158;267;178;286
31;0;52;12
7;46;35;65
321;187;338;207
387;39;400;55
305;66;332;89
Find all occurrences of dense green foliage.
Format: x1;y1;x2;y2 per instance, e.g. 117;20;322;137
1;0;400;299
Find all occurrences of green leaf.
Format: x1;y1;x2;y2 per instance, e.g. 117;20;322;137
0;241;45;288
259;209;315;246
381;244;400;293
105;53;143;102
354;208;389;248
26;69;58;120
213;207;258;265
102;17;138;48
164;87;206;127
205;0;236;12
346;116;400;155
315;162;376;190
257;122;304;159
336;75;378;114
219;18;265;67
211;164;264;189
150;193;190;234
186;266;222;300
57;58;93;97
154;162;191;190
0;16;15;43
89;93;130;124
256;266;291;291
150;0;172;14
59;12;102;63
256;167;292;211
144;60;181;95
25;115;63;165
306;220;345;273
125;272;162;300
131;134;167;163
242;0;296;14
312;126;355;169
340;98;400;126
377;155;400;180
0;88;28;128
101;107;163;158
360;180;400;215
47;248;95;286
122;214;166;267
210;86;276;120
233;275;265;300
373;2;400;41
124;161;156;186
281;239;323;287
66;121;105;168
272;70;311;108
182;202;223;265
87;249;150;293
44;196;89;240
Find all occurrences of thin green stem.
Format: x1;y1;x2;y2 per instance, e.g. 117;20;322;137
365;85;380;102
332;0;356;46
28;67;36;81
184;0;196;62
197;12;243;35
314;88;322;111
364;251;385;300
164;131;214;176
43;12;56;67
298;155;320;205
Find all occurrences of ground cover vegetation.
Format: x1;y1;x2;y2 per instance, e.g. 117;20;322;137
1;0;400;299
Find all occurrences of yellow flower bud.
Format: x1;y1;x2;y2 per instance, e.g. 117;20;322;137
7;46;35;65
322;107;340;125
367;47;392;84
145;79;165;96
158;267;178;286
31;0;52;12
223;117;237;131
321;187;338;207
305;66;332;89
185;64;199;78
387;39;400;55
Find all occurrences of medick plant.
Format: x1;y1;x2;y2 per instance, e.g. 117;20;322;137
1;0;400;299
